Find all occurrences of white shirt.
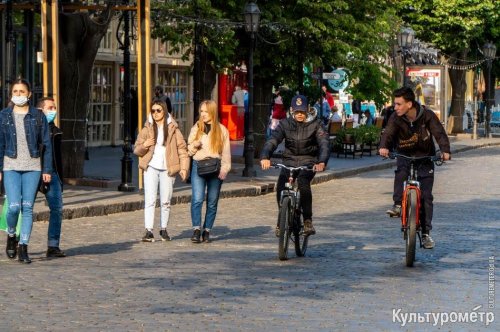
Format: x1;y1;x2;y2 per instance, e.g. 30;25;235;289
148;125;167;170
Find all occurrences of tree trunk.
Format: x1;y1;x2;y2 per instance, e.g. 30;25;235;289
58;10;113;179
448;51;468;134
253;77;274;158
195;44;217;103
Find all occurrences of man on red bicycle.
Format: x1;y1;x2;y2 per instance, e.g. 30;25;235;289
260;95;330;236
379;87;450;249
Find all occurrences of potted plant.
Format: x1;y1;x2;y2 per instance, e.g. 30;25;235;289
361;126;382;146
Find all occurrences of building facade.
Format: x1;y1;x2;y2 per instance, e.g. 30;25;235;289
0;3;194;149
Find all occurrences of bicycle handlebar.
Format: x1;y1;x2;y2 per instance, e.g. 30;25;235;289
271;163;315;172
387;152;444;166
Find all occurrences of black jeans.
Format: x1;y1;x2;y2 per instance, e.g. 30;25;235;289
393;158;435;233
276;168;316;220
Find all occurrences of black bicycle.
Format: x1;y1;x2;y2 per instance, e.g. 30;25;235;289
387;153;443;266
272;163;315;261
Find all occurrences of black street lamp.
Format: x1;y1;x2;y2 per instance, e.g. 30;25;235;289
483;42;497;138
397;27;415;87
117;3;136;192
242;1;260;177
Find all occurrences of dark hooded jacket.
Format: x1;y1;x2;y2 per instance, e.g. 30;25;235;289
260;117;330;167
379;104;450;157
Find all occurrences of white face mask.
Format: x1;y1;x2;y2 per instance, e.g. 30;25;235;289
11;95;29;106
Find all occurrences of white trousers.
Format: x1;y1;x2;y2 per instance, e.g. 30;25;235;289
143;166;175;230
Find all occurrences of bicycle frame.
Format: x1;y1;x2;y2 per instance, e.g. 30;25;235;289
280;171;300;209
272;163;314;260
401;166;422;231
390;153;442;242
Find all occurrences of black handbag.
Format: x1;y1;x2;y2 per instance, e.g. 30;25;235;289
197;158;221;177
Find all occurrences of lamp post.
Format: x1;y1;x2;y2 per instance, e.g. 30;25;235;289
483;42;497;138
117;3;136;192
397;27;415;87
242;2;260;177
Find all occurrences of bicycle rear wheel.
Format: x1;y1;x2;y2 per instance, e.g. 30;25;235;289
278;197;291;261
405;189;418;267
294;212;308;257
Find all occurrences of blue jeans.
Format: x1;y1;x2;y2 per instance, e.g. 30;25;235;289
190;160;223;231
3;170;41;245
45;172;63;247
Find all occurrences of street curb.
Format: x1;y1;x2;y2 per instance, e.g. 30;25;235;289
33;141;500;222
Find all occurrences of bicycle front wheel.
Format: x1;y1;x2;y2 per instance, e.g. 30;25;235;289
278;197;292;260
405;189;418;267
294;213;308;257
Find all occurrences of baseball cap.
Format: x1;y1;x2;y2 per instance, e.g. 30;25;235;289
290;95;308;112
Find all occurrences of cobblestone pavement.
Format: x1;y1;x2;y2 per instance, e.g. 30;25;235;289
1;147;498;331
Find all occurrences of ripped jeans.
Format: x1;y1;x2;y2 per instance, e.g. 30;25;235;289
143;166;175;230
3;170;41;245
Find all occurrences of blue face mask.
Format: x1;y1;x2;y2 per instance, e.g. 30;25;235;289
45;110;57;123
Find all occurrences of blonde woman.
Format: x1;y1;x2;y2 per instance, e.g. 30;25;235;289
188;100;231;243
134;99;190;242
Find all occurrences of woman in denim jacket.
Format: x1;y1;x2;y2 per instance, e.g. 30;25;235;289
0;79;53;263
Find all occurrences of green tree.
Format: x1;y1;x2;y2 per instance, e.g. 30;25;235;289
58;4;115;178
153;0;400;151
395;0;499;133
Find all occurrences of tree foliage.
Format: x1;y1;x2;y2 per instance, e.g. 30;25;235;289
394;0;499;132
152;0;400;106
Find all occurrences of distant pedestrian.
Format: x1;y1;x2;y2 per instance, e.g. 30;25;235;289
187;100;231;243
360;110;374;126
37;97;66;258
154;85;173;114
134;99;190;242
313;93;331;126
381;103;395;129
270;89;286;131
322;85;335;108
0;79;53;263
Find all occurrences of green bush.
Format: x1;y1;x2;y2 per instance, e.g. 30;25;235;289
333;125;381;147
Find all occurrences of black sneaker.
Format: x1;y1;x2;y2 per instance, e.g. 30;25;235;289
191;229;201;243
202;230;210;243
46;247;66;258
159;229;171;241
142;230;155;242
6;234;18;259
386;205;401;218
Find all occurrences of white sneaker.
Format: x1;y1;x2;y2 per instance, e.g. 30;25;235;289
422;234;435;249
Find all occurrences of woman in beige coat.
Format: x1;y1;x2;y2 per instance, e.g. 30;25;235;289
187;100;231;243
134;99;190;242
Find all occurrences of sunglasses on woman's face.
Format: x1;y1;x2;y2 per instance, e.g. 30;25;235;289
151;108;163;114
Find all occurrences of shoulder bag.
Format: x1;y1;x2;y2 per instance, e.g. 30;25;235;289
197;158;221;177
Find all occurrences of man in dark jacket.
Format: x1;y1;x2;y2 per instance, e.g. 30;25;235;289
260;95;330;236
37;97;65;258
379;87;450;249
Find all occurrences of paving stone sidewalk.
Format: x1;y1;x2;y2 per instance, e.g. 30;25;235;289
28;137;500;221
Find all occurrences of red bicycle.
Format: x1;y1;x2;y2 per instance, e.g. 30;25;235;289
388;153;443;267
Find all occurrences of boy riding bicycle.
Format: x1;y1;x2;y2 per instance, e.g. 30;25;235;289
379;87;451;249
260;95;330;236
